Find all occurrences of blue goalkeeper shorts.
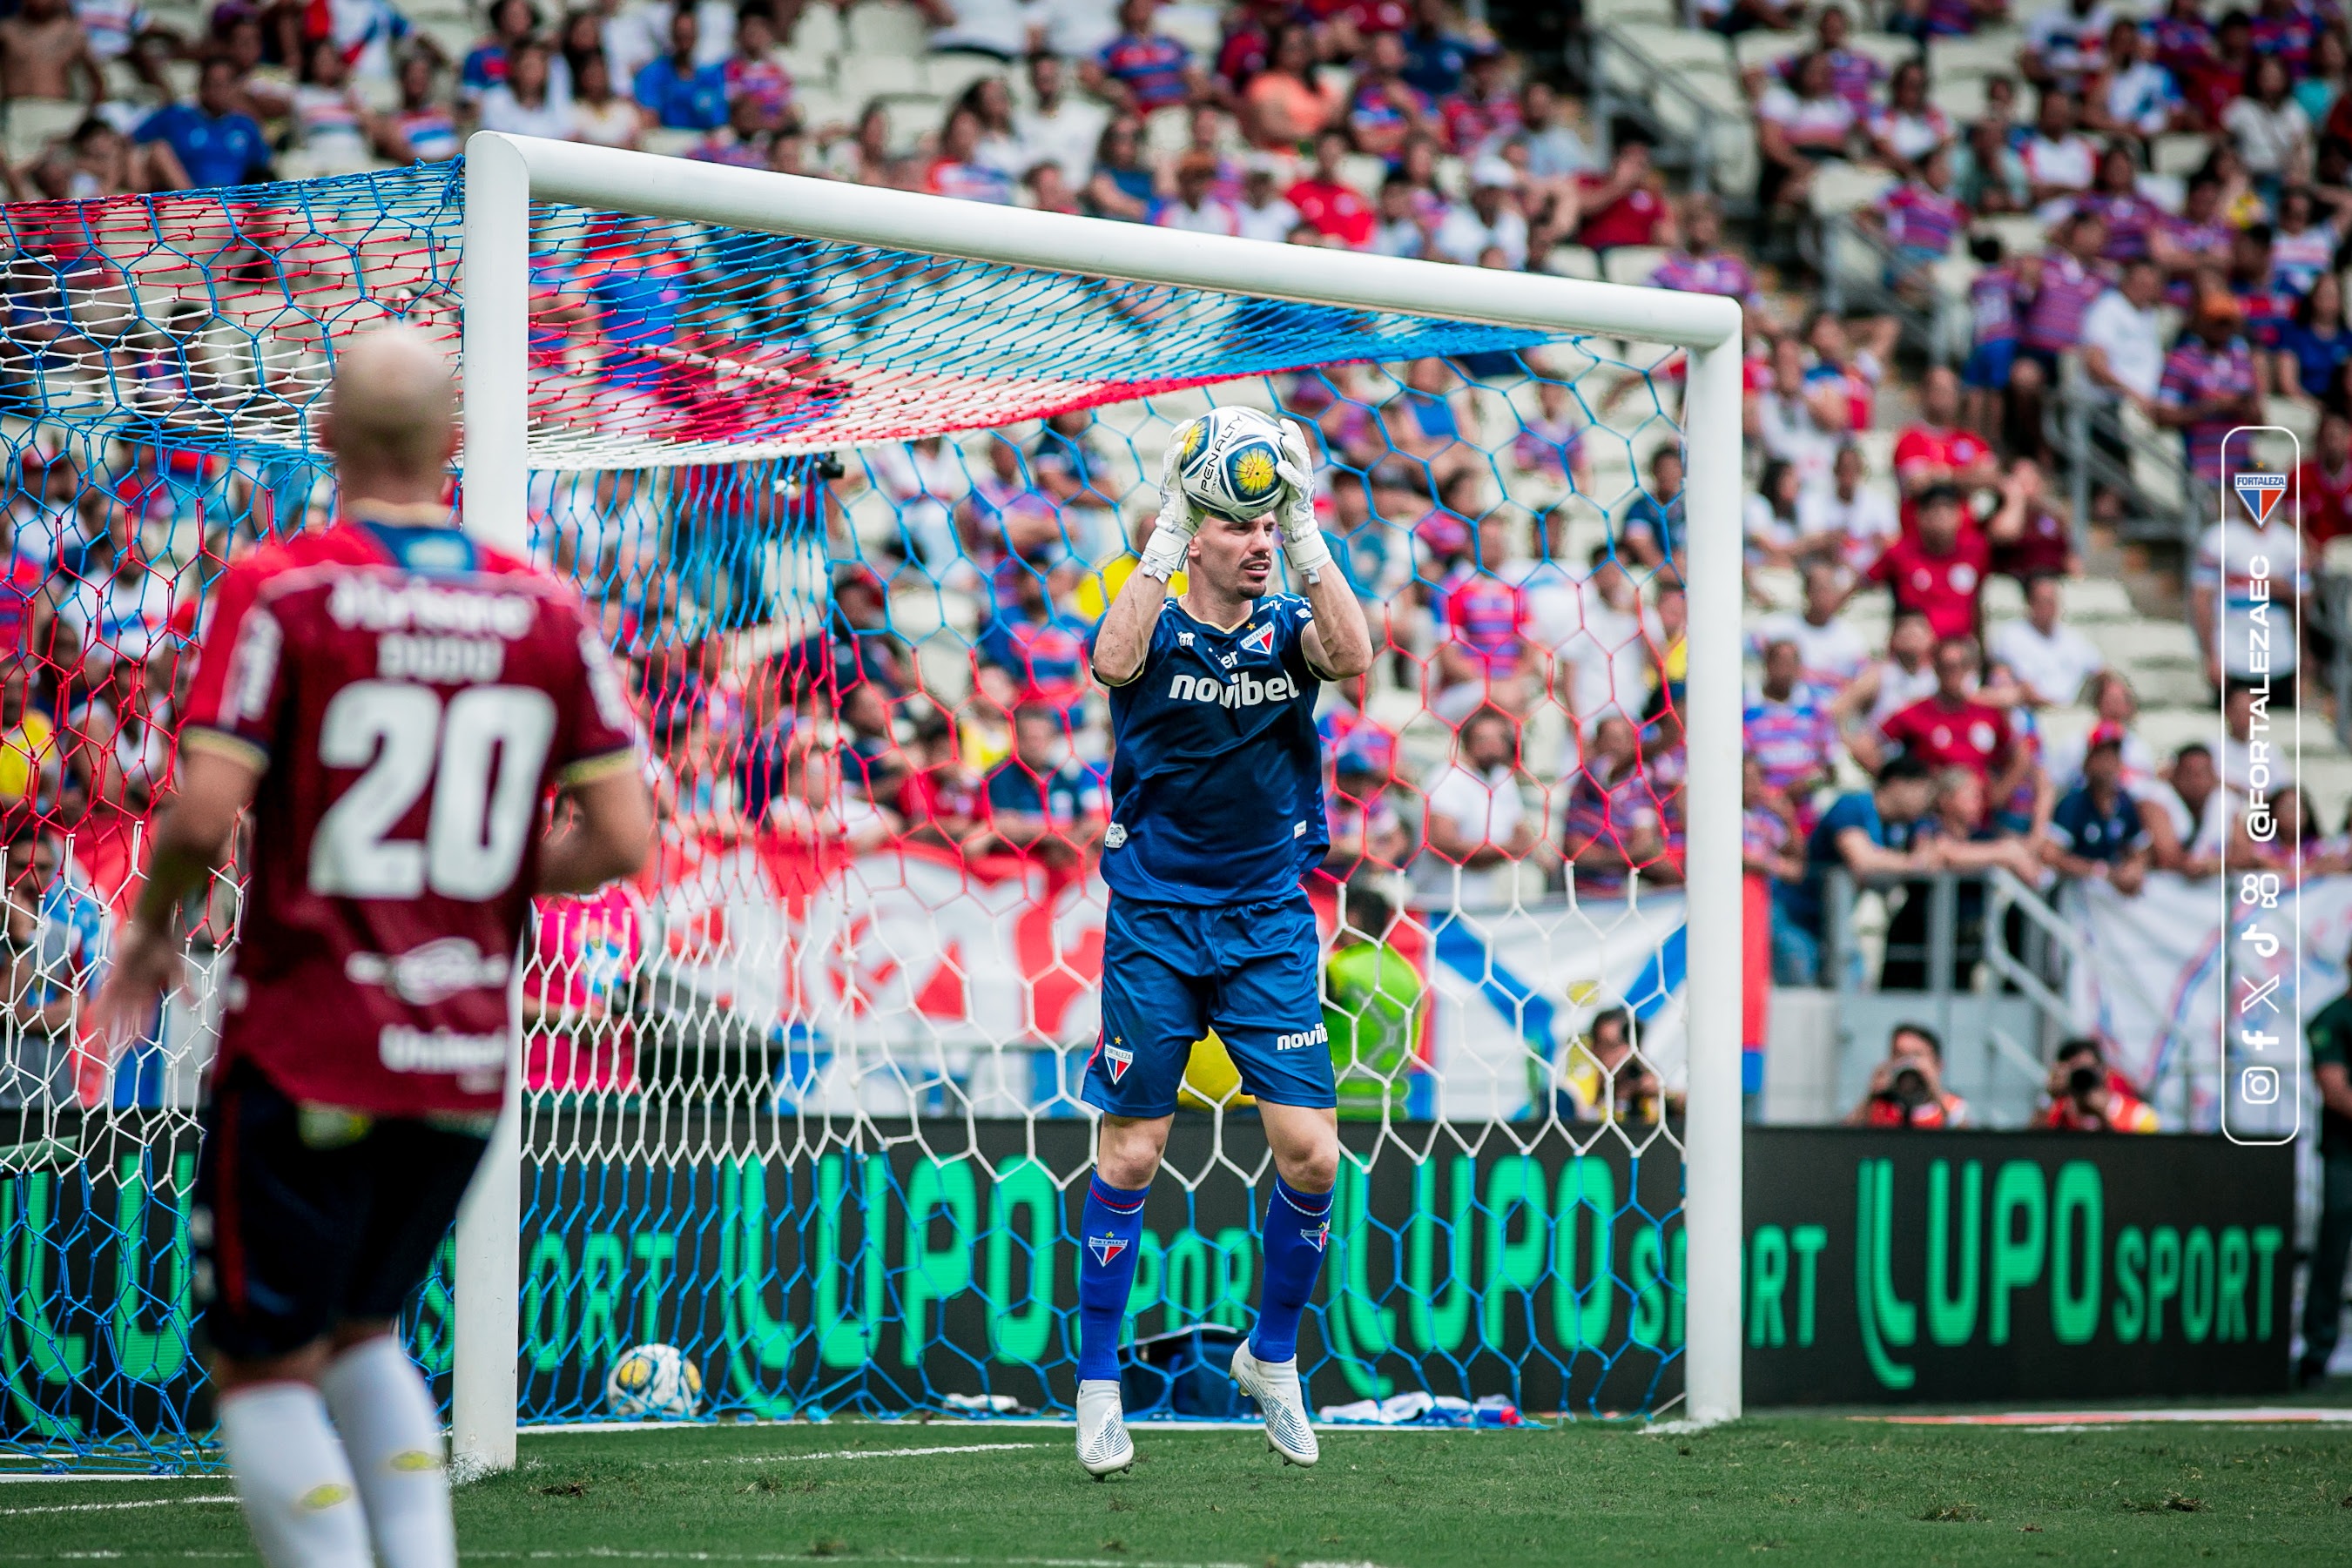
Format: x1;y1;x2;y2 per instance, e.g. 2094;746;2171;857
1085;892;1337;1118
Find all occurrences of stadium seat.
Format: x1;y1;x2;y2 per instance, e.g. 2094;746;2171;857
923;54;1002;102
846;3;930;59
1848;35;1925;71
792;4;846;55
1975;213;2047;256
839;56;923;104
1614;24;1736;77
1732;32;1797;73
4;98;85;164
782;51;837;95
2151;133;2210;178
1586;0;1676;24
795;91;852;133
1156;3;1225;55
639;128;702;158
1600;245;1672;287
1926;31;2025;80
1544;245;1601;280
1931;76;1989;121
1809;162;1897;215
1145;105;1190;155
1340;153;1386;194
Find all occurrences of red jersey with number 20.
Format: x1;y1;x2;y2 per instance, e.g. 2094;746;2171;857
180;520;642;1118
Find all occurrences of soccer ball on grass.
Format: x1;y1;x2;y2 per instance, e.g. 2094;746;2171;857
1174;407;1290;522
604;1343;702;1419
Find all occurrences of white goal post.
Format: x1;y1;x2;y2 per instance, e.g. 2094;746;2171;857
448;130;1748;1474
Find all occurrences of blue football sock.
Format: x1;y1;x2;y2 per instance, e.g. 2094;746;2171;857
1076;1174;1149;1382
1250;1177;1333;1363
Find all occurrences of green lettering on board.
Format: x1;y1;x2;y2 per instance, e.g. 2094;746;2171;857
1924;1161;1980;1347
2112;1226;2145;1343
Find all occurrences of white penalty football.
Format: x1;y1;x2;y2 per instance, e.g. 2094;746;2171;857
1075;1379;1135;1478
1229;1343;1318;1467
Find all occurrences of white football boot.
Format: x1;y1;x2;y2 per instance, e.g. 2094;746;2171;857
1229;1342;1318;1467
1075;1379;1134;1478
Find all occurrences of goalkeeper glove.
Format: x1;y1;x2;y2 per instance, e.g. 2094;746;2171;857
1273;417;1334;582
1138;421;1203;581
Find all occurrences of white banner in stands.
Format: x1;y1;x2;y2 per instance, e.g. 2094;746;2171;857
2064;872;2352;1127
641;836;1692;1119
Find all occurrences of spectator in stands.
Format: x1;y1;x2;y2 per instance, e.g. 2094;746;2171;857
1345;30;1433;159
1866;58;1954;178
1619;445;1683;569
1547;544;1658;730
1432;508;1538;720
2019;89;2098;218
135;57;273;187
51;498;173;681
1236;22;1337;151
1325;726;1411;878
2141;739;2227;878
1574;135;1675;252
1756;51;1857;234
1986;455;2079;581
1846;1021;1969;1127
2227;53;2311;192
981;703;1108;864
2039;1036;2159;1131
480;36;571;141
1013;53;1102;188
1758;334;1843;491
930;104;1014;201
634;6;728;131
2158;293;2265;489
1155;150;1237;234
1756;560;1873;694
1951;110;2030;216
1561;711;1663;896
2083;15;2181;144
291;35;381;172
2296;409;2352;548
1417;701;1535;876
2192;450;2309;696
2043;723;2148;892
0;0;102;107
2277;270;2352;402
1438;42;1516;155
383;49;461;163
893;716;986;851
1796;441;1898;577
1650;194;1764;313
1432;160;1527;267
1555;1006;1667;1126
2021;0;2112;93
979;558;1091;717
1509;78;1593;181
569;50;643;149
2079;257;2166;467
460;0;536;101
1892;365;1998;529
1083;115;1154;220
1858;481;1989;643
1084;0;1200;119
0;665;59;815
920;0;1032;61
1862;635;2027;817
766;732;900;852
1287;128;1376;246
1991;573;2105;710
1865;145;1969;306
0;824;106;1109
1744;638;1840;828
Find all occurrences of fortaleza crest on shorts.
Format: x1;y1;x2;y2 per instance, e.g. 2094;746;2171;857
2234;469;2288;526
1104;1042;1134;1082
1088;1234;1129;1266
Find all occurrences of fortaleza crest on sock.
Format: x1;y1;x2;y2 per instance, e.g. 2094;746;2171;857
1104;1043;1133;1081
1088;1234;1129;1266
1304;1221;1330;1254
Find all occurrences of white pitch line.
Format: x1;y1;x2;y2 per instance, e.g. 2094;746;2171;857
0;1496;237;1517
455;1554;1391;1568
714;1443;1041;1464
0;1472;219;1485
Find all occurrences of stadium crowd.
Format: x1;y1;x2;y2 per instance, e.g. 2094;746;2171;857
3;0;2352;1117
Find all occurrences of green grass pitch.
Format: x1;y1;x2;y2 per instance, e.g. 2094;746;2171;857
5;1415;2350;1565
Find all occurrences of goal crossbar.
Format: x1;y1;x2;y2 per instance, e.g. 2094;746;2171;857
450;131;1748;1474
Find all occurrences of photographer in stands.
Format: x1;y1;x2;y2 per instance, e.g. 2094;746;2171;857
1846;1021;1969;1127
2037;1036;2158;1132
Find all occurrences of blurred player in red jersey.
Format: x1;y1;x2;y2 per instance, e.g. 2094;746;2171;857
93;331;654;1568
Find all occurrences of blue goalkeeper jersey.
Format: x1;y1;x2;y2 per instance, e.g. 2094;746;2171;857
1095;595;1330;906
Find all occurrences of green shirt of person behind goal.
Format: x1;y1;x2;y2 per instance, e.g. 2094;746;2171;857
1322;882;1424;1120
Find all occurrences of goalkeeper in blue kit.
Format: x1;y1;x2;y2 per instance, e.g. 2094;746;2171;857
1075;416;1373;1477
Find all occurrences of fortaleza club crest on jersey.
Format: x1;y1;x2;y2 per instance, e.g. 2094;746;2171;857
1104;1042;1134;1082
2235;469;2288;526
1240;622;1275;656
1088;1234;1129;1267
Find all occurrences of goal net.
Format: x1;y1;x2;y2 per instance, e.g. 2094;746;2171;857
0;140;1742;1474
